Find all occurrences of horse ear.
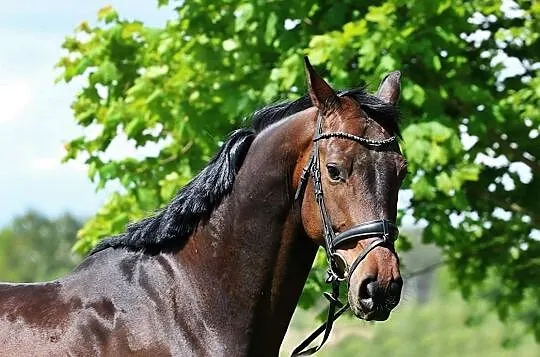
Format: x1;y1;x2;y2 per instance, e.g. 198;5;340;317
304;56;338;111
376;71;401;105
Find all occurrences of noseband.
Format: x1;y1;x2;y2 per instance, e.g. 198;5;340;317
292;111;399;356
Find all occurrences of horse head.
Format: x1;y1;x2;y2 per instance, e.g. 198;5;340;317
298;57;406;321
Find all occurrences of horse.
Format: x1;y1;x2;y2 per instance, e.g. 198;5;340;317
0;57;406;356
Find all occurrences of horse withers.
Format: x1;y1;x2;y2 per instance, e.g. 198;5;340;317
0;57;406;356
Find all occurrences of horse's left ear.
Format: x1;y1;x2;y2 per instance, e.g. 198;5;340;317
376;71;401;105
304;56;338;111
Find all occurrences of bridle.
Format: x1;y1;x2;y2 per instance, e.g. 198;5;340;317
292;110;399;356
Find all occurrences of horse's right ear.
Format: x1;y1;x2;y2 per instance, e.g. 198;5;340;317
304;56;338;111
376;71;401;105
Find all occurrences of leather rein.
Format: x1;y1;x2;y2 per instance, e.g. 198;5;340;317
291;111;399;356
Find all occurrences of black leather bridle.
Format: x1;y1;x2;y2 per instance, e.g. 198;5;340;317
292;111;399;356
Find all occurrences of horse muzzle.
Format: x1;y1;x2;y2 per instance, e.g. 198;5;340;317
348;272;403;321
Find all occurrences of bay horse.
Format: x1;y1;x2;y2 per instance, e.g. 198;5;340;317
0;58;406;356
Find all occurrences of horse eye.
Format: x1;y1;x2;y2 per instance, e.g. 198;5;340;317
326;163;342;182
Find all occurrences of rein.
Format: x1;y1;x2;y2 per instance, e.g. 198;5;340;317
292;112;399;356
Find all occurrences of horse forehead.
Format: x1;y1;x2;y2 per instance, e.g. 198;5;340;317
336;99;367;128
336;97;394;139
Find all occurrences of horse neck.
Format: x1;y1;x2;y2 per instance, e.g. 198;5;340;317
173;110;318;355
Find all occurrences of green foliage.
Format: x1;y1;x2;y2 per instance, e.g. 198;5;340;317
56;0;539;340
0;211;82;282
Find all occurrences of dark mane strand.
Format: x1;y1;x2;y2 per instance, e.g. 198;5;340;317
91;128;255;254
251;96;313;133
90;86;400;254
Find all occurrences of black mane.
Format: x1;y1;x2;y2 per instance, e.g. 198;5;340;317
91;88;399;254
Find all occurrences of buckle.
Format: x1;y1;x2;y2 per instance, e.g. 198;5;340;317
327;253;348;282
382;220;390;242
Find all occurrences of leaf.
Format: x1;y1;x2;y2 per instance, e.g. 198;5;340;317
98;60;118;83
73;57;93;79
365;6;387;24
342;20;367;38
234;3;254;32
122;22;143;39
125;118;145;140
146;89;164;104
97;5;118;24
455;163;481;182
411;176;436;200
432;55;442;71
435;172;453;194
380;55;396;71
264;12;278;45
222;38;239;51
429;122;453;142
437;0;452;14
145;65;169;78
365;3;394;26
307;35;333;64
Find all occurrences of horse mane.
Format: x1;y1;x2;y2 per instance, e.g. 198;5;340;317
90;87;399;254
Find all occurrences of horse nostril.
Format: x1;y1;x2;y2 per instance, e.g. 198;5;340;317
359;275;377;300
390;276;403;295
367;280;379;298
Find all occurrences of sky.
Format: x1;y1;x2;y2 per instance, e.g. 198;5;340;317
0;1;174;225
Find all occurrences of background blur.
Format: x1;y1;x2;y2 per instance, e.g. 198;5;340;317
0;1;537;356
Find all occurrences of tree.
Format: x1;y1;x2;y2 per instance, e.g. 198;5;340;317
56;0;539;340
0;211;82;282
